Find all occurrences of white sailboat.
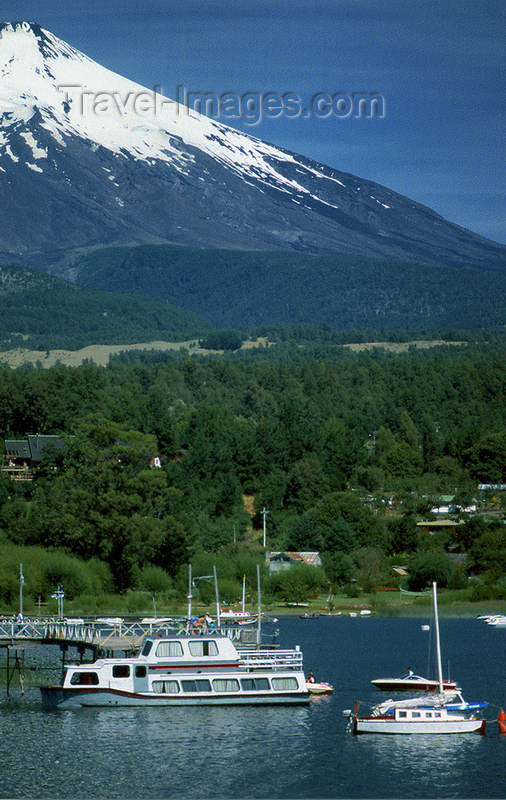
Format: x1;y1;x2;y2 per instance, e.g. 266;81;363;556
349;583;487;735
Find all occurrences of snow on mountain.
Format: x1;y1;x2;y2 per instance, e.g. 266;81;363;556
0;21;504;271
0;21;341;204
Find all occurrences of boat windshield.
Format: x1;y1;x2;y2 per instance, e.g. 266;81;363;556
141;640;153;657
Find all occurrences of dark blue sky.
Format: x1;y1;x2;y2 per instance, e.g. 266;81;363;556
4;0;505;244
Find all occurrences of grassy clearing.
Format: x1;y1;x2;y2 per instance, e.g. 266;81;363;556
0;338;462;369
7;589;504;620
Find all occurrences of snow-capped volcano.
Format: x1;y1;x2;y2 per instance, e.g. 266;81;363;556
0;21;504;270
0;21;338;194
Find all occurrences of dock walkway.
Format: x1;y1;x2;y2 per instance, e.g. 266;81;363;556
0;617;173;695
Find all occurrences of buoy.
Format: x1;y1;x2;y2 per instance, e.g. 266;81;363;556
498;708;506;734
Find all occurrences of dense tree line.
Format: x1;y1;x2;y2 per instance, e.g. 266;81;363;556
0;263;210;353
71;243;506;329
0;335;505;605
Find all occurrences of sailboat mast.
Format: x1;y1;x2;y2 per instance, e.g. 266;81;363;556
242;574;246;613
432;581;444;694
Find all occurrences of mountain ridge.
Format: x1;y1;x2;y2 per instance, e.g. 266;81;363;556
0;21;504;272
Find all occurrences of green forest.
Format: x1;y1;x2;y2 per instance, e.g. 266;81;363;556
0;263;210;352
70;243;506;330
0;332;505;614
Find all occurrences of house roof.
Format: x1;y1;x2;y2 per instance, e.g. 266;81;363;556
27;434;67;461
268;551;321;566
5;439;31;459
4;435;67;461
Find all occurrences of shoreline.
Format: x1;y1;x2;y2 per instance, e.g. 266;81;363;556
4;601;504;621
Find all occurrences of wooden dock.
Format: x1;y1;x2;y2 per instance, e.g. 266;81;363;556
0;617;160;695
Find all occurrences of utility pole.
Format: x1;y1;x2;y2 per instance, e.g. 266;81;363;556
51;586;65;620
261;507;268;549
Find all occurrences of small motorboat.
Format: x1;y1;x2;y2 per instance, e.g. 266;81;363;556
306;669;333;694
371;672;456;692
307;681;333;695
487;616;506;626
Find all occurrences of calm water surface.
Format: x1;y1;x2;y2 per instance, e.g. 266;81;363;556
1;617;504;799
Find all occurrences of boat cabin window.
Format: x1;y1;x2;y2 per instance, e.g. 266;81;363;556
241;678;270;691
141;641;153;657
398;711;407;718
188;640;219;657
112;665;130;678
181;679;211;693
434;712;441;717
271;677;298;691
212;679;240;692
135;666;147;678
70;671;99;685
156;641;184;658
412;712;421;718
152;680;180;694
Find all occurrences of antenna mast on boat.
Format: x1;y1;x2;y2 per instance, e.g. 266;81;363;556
256;564;262;650
432;582;444;694
186;564;192;632
213;565;221;626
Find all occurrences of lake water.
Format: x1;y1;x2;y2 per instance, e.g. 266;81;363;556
1;617;504;799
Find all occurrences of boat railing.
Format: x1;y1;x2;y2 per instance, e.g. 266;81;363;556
237;647;303;671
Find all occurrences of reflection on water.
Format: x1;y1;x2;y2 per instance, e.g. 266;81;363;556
1;618;504;799
355;734;487;794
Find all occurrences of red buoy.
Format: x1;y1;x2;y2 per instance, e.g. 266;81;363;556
498;708;506;734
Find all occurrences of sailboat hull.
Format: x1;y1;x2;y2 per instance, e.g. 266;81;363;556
353;717;486;734
354;716;486;735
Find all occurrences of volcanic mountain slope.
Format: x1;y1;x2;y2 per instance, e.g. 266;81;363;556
0;21;504;271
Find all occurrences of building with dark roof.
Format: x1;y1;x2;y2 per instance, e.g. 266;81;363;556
3;435;69;480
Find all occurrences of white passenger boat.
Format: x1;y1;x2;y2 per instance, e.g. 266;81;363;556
40;634;310;707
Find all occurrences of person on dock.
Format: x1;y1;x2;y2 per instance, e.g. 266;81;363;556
190;615;206;634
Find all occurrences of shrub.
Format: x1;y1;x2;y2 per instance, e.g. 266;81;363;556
138;565;172;594
407;550;454;591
